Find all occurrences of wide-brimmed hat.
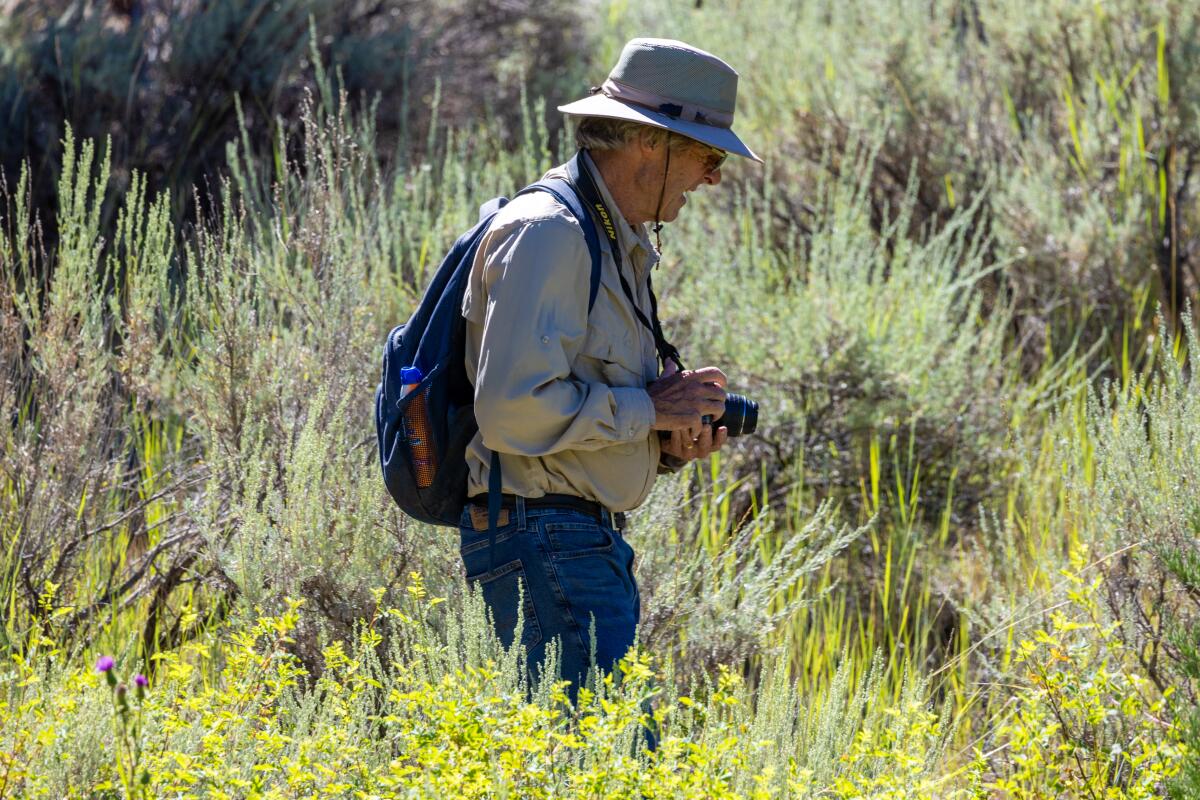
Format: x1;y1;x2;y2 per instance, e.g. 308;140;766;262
558;37;762;164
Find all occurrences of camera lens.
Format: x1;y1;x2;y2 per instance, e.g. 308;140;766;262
716;393;758;437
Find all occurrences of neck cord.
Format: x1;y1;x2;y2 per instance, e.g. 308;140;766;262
652;142;670;253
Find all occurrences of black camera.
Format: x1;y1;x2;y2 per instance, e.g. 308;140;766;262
705;392;758;437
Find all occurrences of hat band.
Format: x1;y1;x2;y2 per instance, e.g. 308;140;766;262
600;78;734;129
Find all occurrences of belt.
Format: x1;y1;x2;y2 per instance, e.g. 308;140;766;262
472;493;627;530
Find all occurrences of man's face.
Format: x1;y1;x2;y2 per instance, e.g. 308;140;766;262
646;137;725;224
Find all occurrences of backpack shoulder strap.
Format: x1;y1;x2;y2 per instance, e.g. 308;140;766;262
478;196;508;221
514;177;603;313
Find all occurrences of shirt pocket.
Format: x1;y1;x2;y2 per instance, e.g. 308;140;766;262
577;294;644;388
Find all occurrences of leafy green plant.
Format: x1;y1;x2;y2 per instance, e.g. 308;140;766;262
0;578;975;798
988;567;1186;798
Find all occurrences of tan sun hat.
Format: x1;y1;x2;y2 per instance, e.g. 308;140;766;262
558;37;762;164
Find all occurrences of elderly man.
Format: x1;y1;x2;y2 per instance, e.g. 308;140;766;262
458;38;761;693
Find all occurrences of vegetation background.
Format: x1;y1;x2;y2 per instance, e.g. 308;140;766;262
1;0;1199;796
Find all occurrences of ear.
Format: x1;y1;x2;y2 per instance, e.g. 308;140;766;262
636;128;664;155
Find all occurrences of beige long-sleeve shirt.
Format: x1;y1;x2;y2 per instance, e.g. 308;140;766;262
461;152;663;512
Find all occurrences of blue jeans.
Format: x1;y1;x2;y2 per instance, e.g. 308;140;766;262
458;497;640;697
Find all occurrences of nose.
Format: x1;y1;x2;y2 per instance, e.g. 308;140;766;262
703;167;723;186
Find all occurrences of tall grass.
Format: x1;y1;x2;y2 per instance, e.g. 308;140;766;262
600;0;1200;369
1;1;1197;795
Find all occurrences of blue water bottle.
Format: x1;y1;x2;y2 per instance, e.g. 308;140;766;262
399;366;437;487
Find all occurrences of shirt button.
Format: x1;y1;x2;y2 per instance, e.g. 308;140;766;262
541;335;549;344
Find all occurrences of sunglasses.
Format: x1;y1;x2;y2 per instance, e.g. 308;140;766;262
695;142;728;174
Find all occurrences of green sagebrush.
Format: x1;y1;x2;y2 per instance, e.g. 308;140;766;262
2;1;1198;794
1;577;963;798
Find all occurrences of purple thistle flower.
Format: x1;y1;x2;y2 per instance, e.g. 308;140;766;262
95;655;115;673
134;674;148;687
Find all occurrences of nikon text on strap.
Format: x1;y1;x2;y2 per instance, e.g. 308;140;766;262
566;153;683;372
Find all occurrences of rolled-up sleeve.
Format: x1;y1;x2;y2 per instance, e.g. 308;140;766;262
472;216;655;456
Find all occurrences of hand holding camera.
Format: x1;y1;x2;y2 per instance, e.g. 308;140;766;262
648;365;728;432
648;363;759;462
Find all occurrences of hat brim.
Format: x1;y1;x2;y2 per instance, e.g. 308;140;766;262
558;95;762;164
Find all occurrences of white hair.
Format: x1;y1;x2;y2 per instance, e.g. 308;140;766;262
573;116;691;153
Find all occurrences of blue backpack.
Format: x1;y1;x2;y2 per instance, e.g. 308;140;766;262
375;155;603;527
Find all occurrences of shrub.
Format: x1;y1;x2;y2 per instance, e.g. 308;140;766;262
1069;320;1200;791
987;566;1186;798
633;468;866;682
655;138;1040;524
0;0;587;255
0;103;540;663
598;0;1200;373
0;576;978;799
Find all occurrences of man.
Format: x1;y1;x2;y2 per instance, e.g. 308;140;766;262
458;37;761;693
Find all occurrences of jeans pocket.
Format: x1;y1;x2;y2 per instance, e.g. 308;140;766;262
541;518;614;560
465;559;543;651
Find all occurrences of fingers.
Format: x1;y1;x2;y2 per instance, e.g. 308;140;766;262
699;396;728;419
648;394;724;431
647;365;729;431
684;368;728;418
679;375;727;418
653;412;701;432
665;424;729;461
682;366;727;388
663;427;700;459
712;425;728;451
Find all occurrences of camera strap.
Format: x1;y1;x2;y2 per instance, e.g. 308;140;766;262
568;153;683;371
